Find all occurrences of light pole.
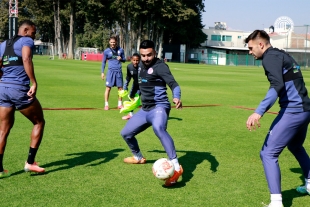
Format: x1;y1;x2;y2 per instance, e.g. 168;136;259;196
305;25;309;68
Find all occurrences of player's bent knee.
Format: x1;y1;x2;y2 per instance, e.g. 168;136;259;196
120;129;127;138
152;125;166;135
121;129;134;140
260;148;279;161
38;118;45;127
260;150;271;161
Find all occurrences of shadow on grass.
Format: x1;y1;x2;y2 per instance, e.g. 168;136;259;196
43;148;125;173
10;149;125;176
149;149;219;188
281;168;307;207
168;117;183;121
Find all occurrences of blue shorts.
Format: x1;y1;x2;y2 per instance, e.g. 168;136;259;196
106;70;123;87
0;86;34;110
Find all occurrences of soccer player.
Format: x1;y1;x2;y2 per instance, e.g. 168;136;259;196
0;20;46;179
121;53;141;120
245;30;310;207
120;40;183;187
101;36;126;110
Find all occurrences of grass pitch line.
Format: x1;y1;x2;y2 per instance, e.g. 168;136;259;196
42;104;222;111
232;106;278;115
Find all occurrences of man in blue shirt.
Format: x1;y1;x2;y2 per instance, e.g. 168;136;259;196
101;37;126;110
0;20;46;179
245;30;310;207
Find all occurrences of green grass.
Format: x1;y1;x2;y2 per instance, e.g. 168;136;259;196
1;56;310;206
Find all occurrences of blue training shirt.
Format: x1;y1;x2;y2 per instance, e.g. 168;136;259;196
0;36;34;88
101;46;126;73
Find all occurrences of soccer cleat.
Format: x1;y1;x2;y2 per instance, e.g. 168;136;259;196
118;105;124;109
0;170;10;179
123;156;146;164
165;165;183;186
24;162;45;173
296;185;310;195
122;114;132;120
104;106;109;110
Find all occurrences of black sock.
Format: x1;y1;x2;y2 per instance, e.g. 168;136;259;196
27;147;38;164
0;154;4;172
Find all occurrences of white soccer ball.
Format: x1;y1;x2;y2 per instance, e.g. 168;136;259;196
152;158;175;180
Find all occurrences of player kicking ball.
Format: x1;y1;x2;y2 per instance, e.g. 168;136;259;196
120;40;183;186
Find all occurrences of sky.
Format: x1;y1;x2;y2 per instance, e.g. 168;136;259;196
202;0;310;32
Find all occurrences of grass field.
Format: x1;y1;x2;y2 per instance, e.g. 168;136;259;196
1;56;310;207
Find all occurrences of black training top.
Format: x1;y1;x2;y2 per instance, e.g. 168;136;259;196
123;62;139;98
255;47;310;115
131;58;181;111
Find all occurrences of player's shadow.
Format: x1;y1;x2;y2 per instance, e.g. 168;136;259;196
168;117;183;121
10;148;124;176
149;149;219;188
281;168;306;207
41;148;125;173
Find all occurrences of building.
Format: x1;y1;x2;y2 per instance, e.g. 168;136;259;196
188;22;310;67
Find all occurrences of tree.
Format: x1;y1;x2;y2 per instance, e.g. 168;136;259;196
163;0;207;48
0;0;9;41
67;0;76;59
0;0;207;60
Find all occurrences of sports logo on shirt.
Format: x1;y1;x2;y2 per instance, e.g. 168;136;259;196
293;63;300;73
2;55;9;65
147;68;153;74
2;55;18;65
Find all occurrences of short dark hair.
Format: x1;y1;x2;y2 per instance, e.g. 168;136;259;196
132;53;140;59
244;30;270;44
139;40;155;50
19;20;35;28
109;36;117;41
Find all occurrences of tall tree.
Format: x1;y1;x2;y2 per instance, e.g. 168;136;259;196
68;0;76;59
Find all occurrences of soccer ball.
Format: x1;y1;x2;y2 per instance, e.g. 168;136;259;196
152;158;175;180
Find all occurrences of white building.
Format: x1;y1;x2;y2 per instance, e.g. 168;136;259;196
189;22;310;67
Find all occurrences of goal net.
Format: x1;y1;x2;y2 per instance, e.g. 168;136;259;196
34;40;54;60
75;47;99;60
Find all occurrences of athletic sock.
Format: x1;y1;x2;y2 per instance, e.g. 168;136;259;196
133;151;143;160
171;158;180;171
105;102;109;106
306;178;310;190
270;194;282;206
27;147;38;164
129;112;133;116
118;101;122;106
0;154;3;172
